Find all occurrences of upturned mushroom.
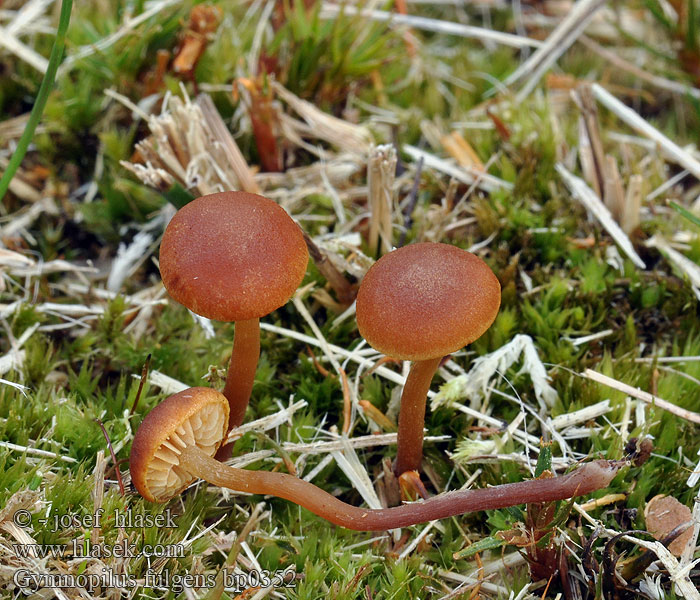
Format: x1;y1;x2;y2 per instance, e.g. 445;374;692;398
130;387;620;531
159;191;308;430
356;242;501;475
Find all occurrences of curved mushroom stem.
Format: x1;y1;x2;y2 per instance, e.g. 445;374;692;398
395;356;442;475
223;317;260;429
178;445;620;531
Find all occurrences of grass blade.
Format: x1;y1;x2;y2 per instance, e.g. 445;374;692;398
0;0;73;202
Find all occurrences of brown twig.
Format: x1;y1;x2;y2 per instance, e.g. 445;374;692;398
398;156;423;247
94;418;125;496
302;230;356;305
130;353;151;415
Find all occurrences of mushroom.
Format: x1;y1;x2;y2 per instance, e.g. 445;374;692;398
130;387;621;531
159;191;308;429
355;242;501;475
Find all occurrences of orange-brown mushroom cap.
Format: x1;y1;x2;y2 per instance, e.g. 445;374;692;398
356;243;501;361
160;191;309;322
130;387;229;502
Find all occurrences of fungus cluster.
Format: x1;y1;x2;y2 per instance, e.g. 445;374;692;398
130;193;618;531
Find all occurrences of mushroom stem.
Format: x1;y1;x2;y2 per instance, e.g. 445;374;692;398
223;317;260;429
395;356;442;475
177;446;620;531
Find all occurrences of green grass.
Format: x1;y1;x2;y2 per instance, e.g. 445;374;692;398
0;0;73;201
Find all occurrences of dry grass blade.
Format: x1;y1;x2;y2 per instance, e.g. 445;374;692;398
563;329;614;346
622;174;642;235
687;449;700;488
227;432;450;469
143;369;189;394
630;538;700;600
438;568;507;596
367;144;397;256
0;300;165;332
272;81;372;155
556;163;646;269
0;135;46;200
403;145;512;193
603;155;626;224
0;375;28;396
591;83;700;181
549;400;611;430
505;0;607;101
0;249;35;270
4;0;53;35
107;229;158;293
646;235;700;298
0;521;72;600
225;399;308;444
681;495;700;567
398;520;437;559
320;4;541;49
0;197;59;241
0;24;49;72
256;156;362;191
0;350;25;377
582;369;700;424
206;503;268;600
1;259;97;280
292;291;344;378
260;321;411;387
580;35;700;100
197;94;260;194
441;131;485;172
0;114;41;141
0;440;77;463
432;334;558;412
0;322;38;377
119;90;255;197
59;0;181;73
578;493;628;511
332;437;383;510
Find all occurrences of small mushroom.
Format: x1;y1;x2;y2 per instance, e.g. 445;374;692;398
130;387;621;531
356;242;500;474
159;191;308;429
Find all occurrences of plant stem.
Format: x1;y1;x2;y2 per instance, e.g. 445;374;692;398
394;356;442;475
179;445;620;532
0;0;73;202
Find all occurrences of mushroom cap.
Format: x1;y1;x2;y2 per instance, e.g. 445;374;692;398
160;192;309;322
356;243;501;361
130;387;229;502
